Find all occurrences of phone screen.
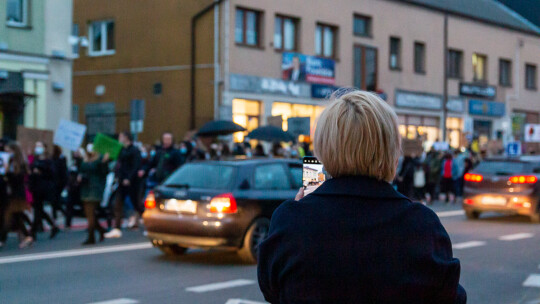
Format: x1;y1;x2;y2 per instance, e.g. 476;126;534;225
302;156;328;195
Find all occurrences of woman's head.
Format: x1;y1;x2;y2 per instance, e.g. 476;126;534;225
314;90;400;182
6;141;28;174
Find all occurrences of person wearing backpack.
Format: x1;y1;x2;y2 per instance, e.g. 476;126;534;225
440;153;454;203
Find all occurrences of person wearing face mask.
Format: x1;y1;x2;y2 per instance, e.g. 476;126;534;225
29;141;60;241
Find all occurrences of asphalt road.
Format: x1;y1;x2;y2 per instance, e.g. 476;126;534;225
2;203;540;304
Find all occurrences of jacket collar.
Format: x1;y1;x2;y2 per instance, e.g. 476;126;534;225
312;175;410;200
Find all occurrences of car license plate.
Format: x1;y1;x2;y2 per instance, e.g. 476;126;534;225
480;196;507;206
164;199;197;214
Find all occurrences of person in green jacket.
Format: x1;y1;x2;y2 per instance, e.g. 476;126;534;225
78;144;110;245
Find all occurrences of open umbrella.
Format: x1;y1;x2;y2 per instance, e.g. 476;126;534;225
247;126;295;142
197;120;246;137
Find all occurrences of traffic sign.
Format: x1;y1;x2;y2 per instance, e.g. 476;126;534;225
506;142;521;156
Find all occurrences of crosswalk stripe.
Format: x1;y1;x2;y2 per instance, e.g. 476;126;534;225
498;233;534;241
186;279;256;293
225;299;267;304
452;241;486;249
86;298;139;304
436;210;465;218
523;274;540;288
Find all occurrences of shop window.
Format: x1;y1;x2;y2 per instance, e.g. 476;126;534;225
274;15;298;51
72;24;80;57
389;37;401;70
414;42;426;74
399;115;441;150
354;45;377;91
353;14;372;37
232;99;260;143
447;49;463;79
89;20;115;56
315;23;337;58
472;53;487;82
446;117;463;149
235;7;262;47
526;64;537;90
6;0;28;27
499;59;512;87
271;102;325;138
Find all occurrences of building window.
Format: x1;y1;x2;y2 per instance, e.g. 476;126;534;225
233;99;260;143
414;41;426;74
526;64;537;90
472;53;487;82
153;82;162;95
499;59;512;87
389;37;401;70
72;24;80;57
235;8;261;47
89;20;115;56
354;45;377;91
447;49;463;78
6;0;28;27
274;15;298;51
353;14;372;37
315;23;337;58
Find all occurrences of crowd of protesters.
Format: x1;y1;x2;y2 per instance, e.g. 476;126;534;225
0;131;311;250
395;148;482;205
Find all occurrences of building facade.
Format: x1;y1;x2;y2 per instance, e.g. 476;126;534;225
0;0;73;140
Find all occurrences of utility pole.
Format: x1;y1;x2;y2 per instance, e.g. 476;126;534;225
442;13;449;142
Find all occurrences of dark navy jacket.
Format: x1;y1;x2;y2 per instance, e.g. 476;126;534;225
257;175;466;304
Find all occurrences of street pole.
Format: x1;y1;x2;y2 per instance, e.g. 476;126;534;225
442;13;448;142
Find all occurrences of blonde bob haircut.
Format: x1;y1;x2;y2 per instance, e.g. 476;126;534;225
314;90;401;182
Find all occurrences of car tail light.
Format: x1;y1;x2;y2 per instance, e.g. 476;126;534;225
464;173;483;182
464;199;474;205
145;191;157;209
509;175;538;184
209;193;238;214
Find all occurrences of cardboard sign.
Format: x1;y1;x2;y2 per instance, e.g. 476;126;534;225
402;139;424;156
17;126;54;156
53;119;87;151
92;133;123;160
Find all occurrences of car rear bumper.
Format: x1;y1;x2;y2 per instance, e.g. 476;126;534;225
142;209;245;248
463;193;537;216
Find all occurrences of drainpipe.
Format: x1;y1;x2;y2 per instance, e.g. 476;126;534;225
190;0;225;130
213;4;220;120
442;13;449;142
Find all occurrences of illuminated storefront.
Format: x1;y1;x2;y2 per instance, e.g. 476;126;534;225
398;114;439;150
271;102;325;141
232;98;260;142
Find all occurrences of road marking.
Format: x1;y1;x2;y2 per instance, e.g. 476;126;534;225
452;241;486;249
0;242;152;265
523;274;540;287
87;299;139;304
186;279;256;293
225;299;267;304
436;210;465;218
498;233;534;241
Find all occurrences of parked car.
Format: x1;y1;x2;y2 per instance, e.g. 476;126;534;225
463;156;540;222
142;158;302;263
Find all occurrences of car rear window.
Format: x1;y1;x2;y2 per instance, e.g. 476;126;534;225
163;163;236;190
474;161;530;175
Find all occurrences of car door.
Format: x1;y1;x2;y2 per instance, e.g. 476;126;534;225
251;162;295;218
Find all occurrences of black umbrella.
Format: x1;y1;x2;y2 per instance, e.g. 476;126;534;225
196;120;246;137
248;126;296;142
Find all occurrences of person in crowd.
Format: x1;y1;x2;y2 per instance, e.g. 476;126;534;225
105;132;142;239
64;149;85;230
425;150;442;204
144;132;182;185
79;144;109;245
0;139;7;248
0;142;33;249
257;90;466;303
397;155;415;198
178;141;190;165
29;141;60;240
51;145;68;220
254;144;266;157
452;150;467;204
412;157;426;203
441;152;454;203
233;142;246;156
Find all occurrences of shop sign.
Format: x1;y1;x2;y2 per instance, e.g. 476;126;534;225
395;90;442;110
282;52;335;85
468;99;505;117
311;84;339;99
287;117;311;136
230;74;311;98
524;124;540;142
447;98;465;113
512;114;526;135
459;82;496;99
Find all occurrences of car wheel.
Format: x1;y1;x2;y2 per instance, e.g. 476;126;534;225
465;210;480;220
237;218;270;264
530;213;540;223
157;244;188;256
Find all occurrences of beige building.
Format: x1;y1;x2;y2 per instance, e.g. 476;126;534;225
218;0;540;152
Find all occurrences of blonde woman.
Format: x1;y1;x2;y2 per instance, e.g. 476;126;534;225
257;90;466;303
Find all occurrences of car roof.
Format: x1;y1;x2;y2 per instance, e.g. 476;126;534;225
189;157;302;166
484;156;540;163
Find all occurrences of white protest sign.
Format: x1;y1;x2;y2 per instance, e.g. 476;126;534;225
0;152;9;175
524;124;540;143
53;119;87;151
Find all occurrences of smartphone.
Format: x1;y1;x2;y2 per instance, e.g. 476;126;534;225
302;156;328;196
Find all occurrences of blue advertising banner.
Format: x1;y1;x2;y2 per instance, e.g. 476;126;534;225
468;99;505;117
282;52;335;85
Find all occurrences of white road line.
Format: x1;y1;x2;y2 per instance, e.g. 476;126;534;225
523;274;540;287
452;241;486;250
498;233;535;241
186;279;256;293
0;242;152;265
225;299;267;304
436;210;465;218
87;299;139;304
